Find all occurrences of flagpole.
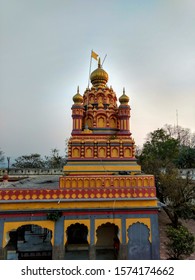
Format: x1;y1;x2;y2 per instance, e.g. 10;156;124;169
88;50;93;89
85;50;93;129
86;50;98;127
102;54;107;67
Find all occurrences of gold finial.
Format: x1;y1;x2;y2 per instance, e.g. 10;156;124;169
98;57;101;68
90;57;108;87
119;87;129;104
73;85;83;104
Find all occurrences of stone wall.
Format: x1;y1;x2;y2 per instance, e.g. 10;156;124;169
0;168;63;177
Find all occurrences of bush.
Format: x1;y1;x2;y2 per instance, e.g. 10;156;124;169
47;211;62;221
165;225;195;259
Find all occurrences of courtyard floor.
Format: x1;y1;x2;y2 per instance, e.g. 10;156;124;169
158;210;195;260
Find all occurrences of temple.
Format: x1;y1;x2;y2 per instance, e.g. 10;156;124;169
64;58;139;176
0;57;160;260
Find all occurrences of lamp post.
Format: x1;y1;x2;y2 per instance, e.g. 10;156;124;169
7;157;10;174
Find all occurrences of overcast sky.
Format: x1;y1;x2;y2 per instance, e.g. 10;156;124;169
0;0;195;163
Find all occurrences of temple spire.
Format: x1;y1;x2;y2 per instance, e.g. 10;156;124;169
98;57;101;68
119;87;129;104
73;85;83;104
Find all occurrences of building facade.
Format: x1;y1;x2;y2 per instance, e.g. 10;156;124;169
0;59;160;260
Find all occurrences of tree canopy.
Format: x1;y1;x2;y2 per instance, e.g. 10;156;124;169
12;153;45;169
138;124;195;227
12;148;67;169
139;128;179;174
44;148;66;169
0;149;4;163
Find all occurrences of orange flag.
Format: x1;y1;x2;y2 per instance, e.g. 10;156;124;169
91;50;98;60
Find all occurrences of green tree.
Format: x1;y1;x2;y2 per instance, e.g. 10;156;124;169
164;124;195;168
44;148;66;169
165;225;195;259
159;168;195;226
138;128;179;174
138;125;195;227
176;146;195;168
0;149;4;163
164;124;195;147
12;154;45;168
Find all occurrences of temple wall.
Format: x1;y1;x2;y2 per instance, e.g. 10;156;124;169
0;211;160;260
0;168;63;176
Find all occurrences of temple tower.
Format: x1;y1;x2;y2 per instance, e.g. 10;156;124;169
59;58;160;260
63;58;140;175
72;86;84;133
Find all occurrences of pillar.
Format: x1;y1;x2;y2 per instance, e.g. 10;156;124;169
89;245;96;260
52;216;64;260
151;214;160;259
0;248;5;260
89;218;96;259
0;220;5;259
118;244;127;260
119;218;127;260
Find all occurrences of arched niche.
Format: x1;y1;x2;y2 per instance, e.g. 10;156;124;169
4;222;53;260
89;94;95;103
85;116;93;128
127;222;151;260
98;147;106;158
124;147;132;157
109;116;117;128
85;147;93;158
97;94;104;103
111;147;119;157
64;220;90;245
97;116;106;128
66;223;89;245
95;222;121;260
95;219;121;244
96;222;119;247
72;147;80;158
126;218;151;241
3;221;54;248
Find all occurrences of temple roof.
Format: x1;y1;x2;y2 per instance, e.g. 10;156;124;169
0;175;60;189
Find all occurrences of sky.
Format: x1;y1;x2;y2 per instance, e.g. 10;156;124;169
0;0;195;164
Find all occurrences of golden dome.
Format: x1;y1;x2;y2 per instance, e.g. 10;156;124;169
119;88;129;104
73;86;83;104
90;58;108;87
